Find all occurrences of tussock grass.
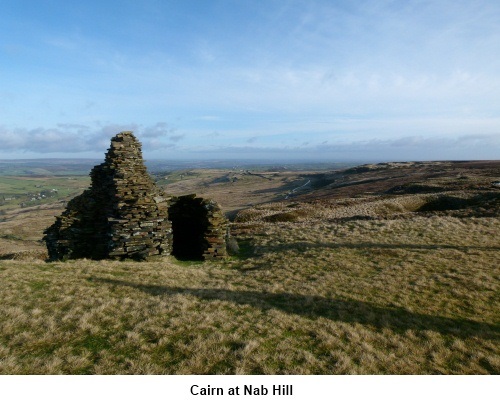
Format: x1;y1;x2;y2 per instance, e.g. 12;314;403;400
234;191;497;224
0;215;498;374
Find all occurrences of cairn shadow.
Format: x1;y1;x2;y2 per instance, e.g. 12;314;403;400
92;277;499;340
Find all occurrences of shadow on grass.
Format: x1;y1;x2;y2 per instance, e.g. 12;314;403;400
91;277;499;340
266;241;500;253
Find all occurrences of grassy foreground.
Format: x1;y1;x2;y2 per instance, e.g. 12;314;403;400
0;215;498;374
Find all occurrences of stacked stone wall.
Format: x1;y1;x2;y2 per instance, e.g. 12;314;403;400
44;131;228;261
44;132;172;260
201;199;228;260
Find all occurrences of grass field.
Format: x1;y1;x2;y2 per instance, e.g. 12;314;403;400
0;161;498;374
156;168;311;219
0;176;89;210
0;215;498;374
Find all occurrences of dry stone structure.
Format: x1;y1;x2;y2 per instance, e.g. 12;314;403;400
44;131;228;261
168;195;228;260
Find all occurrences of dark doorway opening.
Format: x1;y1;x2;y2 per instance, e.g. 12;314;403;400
168;195;209;260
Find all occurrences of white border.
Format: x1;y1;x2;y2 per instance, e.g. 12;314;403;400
1;375;498;405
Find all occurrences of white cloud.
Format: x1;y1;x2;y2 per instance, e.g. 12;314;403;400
2;1;500;162
0;122;184;155
142;122;175;138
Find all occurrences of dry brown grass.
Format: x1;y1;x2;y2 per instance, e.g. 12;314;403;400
0;162;498;374
234;191;498;224
0;203;62;260
161;169;309;218
0;213;498;374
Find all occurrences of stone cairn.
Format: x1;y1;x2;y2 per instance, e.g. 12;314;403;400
44;131;229;261
44;132;172;260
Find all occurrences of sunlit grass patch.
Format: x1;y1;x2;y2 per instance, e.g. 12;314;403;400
0;213;499;374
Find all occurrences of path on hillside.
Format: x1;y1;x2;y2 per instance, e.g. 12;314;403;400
285;179;311;199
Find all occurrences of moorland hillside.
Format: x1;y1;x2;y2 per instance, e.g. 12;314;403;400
0;160;498;374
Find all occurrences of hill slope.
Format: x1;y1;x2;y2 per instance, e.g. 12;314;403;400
0;161;498;374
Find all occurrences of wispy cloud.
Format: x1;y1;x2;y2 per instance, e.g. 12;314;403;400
142;122;176;138
1;1;500;160
0;122;184;154
168;135;185;143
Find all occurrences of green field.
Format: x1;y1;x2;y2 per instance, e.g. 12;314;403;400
0;176;89;210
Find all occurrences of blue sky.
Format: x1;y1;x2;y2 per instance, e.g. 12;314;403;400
1;0;499;161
